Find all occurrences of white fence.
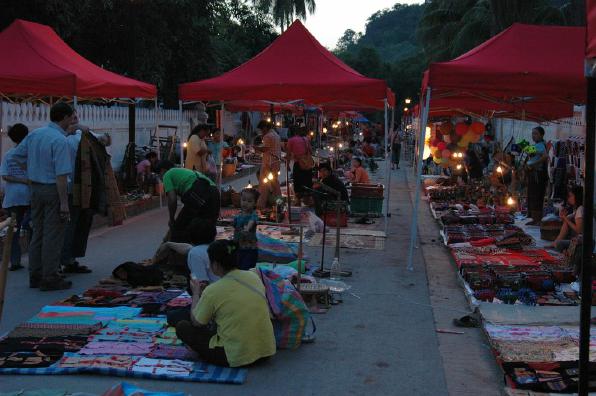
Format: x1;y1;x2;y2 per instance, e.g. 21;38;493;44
0;101;199;168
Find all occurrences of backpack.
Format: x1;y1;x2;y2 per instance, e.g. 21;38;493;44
257;268;315;349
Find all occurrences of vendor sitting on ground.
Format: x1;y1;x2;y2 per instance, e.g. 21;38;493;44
154;218;218;282
550;186;584;252
175;240;276;368
347;157;370;184
136;152;158;192
158;160;220;243
313;162;349;216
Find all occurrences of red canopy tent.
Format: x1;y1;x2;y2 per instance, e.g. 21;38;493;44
179;20;390;109
0;19;156;98
408;24;586;271
422;24;585;105
588;0;596;59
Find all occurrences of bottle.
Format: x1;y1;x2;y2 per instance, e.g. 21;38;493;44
330;257;341;281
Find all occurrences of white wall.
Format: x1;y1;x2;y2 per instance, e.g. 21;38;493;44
0;101;198;169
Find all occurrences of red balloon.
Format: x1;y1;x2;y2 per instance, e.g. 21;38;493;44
471;122;485;134
455;122;468;136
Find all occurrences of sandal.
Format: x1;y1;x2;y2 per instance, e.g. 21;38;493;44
453;315;480;328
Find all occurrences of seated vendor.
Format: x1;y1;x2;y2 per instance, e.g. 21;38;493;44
154;218;218;282
136;152;158;192
550;186;584;252
158;160;220;243
175;240;276;368
313;162;349;216
347;157;371;184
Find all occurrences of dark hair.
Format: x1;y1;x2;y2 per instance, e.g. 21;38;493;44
50;102;74;123
533;126;545;136
353;157;362;166
207;240;239;273
8;123;28;144
319;162;332;172
190;124;210;139
156;160;175;173
570;185;584;207
241;187;260;202
145;152;158;160
189;218;217;245
257;120;272;131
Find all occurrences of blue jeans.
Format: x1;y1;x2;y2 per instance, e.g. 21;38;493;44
6;206;31;267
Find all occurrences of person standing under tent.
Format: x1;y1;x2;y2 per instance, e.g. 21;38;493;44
526;126;549;225
255;121;282;210
13;102;74;291
207;129;228;180
286;126;314;206
185;124;211;173
391;129;403;170
158;161;220;243
1;123;31;271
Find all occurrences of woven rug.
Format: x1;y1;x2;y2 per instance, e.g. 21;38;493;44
308;233;385;250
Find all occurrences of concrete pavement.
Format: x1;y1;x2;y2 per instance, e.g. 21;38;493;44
0;166;501;395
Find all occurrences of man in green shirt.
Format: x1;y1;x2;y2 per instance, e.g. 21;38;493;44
158;161;220;243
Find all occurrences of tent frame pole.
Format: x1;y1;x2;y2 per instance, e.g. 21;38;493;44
385;105;395;235
178;100;184;167
383;99;389;234
579;67;595;396
155;98;163;208
407;88;431;271
219;102;225;190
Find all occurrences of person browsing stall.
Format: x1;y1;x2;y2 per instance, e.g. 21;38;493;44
185;124;211;173
12;102;74;291
255;121;282;209
158;161;220;243
0;123;31;271
175;240;276;367
526;126;549;225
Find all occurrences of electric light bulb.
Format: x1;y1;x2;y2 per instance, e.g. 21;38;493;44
310;131;315;136
266;117;271;122
263;178;268;184
267;172;274;180
496;166;503;174
456;164;462;170
458;152;463;158
238;138;244;145
404;107;408;112
323;128;328;133
405;98;412;104
247;182;253;189
330;147;334;152
183;142;188;148
339;143;343;148
507;197;515;206
276;121;281;127
278;171;281;175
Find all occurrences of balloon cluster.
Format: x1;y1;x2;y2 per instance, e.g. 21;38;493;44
429;121;485;168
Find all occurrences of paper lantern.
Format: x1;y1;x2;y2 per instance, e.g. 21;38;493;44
442;149;451;159
440;122;453;135
471;122;485;135
437;141;447;151
455;122;468;136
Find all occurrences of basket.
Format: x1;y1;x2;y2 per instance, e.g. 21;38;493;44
323;211;348;227
350;197;383;216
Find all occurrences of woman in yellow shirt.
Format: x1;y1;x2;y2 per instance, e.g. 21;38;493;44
175;240;276;367
185;124;211;173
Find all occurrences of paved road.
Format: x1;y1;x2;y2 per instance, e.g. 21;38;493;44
0;166;486;395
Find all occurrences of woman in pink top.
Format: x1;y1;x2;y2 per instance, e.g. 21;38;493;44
347;158;370;184
286;126;313;205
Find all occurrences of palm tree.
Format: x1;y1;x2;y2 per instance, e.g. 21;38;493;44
253;0;316;31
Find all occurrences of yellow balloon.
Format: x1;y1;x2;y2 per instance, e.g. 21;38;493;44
433;156;442;164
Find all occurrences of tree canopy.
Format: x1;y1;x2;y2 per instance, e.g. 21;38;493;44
334;0;585;115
